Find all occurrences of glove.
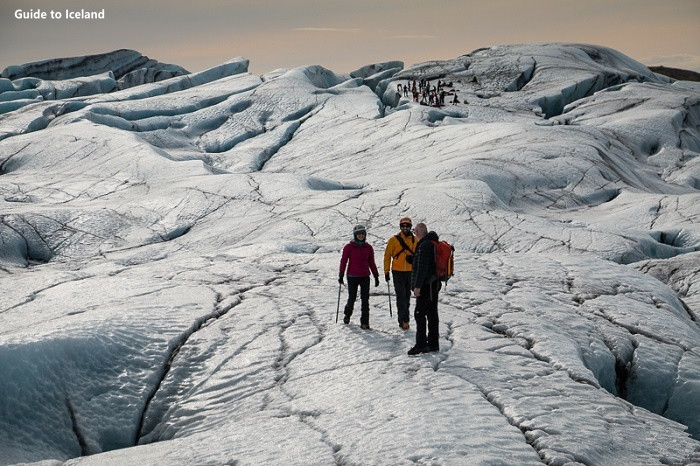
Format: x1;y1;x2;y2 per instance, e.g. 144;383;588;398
338;276;344;285
385;273;390;283
374;276;380;287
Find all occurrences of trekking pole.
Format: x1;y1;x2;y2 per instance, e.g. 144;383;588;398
336;282;342;323
387;281;393;318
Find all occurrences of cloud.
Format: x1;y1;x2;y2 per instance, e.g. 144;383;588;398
640;53;700;72
294;27;362;33
394;34;437;40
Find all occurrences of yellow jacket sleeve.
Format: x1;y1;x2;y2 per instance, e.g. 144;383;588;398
383;236;397;274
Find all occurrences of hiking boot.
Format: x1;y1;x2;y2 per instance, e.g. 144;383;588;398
360;323;370;330
343;315;350;325
402;322;409;330
407;345;428;356
428;346;440;353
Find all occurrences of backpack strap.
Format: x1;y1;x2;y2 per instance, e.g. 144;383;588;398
431;240;441;285
393;234;413;259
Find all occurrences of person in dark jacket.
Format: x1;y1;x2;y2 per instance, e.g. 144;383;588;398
383;217;416;330
408;222;442;355
339;225;380;329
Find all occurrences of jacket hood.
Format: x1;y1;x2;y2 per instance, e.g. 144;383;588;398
426;231;439;241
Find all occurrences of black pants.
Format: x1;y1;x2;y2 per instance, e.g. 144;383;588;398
344;276;370;325
392;271;412;325
414;280;441;349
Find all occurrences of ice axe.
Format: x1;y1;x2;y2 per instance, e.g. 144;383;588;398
336;281;342;323
387;280;393;318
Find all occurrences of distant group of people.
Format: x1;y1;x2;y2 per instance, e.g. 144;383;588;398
338;217;442;355
396;79;460;107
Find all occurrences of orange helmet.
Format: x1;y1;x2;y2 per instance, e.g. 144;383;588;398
399;217;412;227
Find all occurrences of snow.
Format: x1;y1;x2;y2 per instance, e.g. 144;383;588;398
0;49;187;84
0;50;193;117
1;43;699;465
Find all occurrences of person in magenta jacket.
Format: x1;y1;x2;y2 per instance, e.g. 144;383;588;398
339;224;380;329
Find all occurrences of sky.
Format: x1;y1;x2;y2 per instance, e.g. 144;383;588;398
2;0;700;75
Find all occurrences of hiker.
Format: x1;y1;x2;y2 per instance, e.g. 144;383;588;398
383;217;417;330
407;222;442;355
339;225;380;329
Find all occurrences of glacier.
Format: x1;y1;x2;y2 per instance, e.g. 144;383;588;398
0;43;699;465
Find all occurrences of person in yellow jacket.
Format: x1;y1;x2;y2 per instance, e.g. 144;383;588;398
384;217;417;330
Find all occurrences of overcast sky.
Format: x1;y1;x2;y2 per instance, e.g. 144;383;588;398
2;0;699;74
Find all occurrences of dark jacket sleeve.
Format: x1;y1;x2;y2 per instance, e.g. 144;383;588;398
368;244;379;278
411;239;435;289
339;243;350;276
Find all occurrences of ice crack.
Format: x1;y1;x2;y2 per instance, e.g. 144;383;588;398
135;291;242;443
65;396;90;456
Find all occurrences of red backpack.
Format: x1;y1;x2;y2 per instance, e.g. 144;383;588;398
432;240;455;284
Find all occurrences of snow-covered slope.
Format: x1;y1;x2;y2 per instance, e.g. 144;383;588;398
0;50;190;115
1;43;699;465
0;49;188;84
